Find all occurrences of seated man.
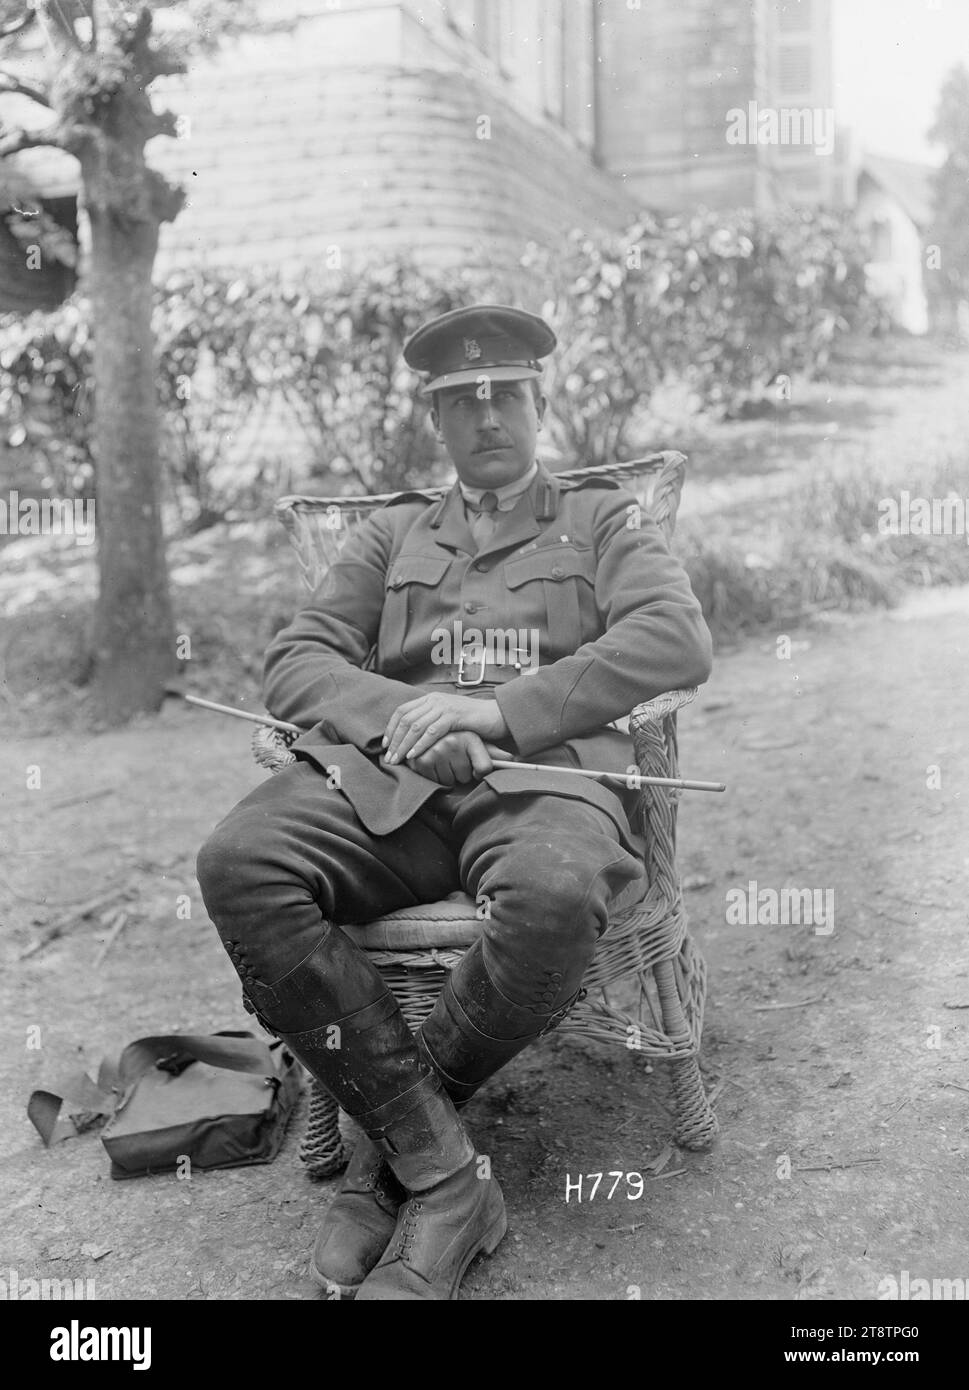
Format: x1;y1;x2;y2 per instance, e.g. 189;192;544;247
196;304;713;1302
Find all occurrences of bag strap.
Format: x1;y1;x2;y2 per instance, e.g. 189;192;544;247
27;1069;116;1148
27;1032;283;1147
116;1033;278;1085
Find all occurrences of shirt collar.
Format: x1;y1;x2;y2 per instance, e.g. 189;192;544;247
458;460;538;512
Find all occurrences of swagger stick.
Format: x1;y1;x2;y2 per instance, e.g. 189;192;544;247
488;760;724;793
183;694;301;734
182;694;726;793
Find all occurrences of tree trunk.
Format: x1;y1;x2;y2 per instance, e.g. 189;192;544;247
86;168;175;723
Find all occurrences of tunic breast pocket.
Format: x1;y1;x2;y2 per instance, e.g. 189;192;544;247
379;553;452;667
503;546;596;659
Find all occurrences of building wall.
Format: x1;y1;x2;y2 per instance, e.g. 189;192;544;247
400;1;596;152
761;0;843;207
595;0;844;213
149;0;629;280
596;0;762;211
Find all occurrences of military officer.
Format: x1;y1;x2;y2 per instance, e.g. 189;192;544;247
196;304;713;1301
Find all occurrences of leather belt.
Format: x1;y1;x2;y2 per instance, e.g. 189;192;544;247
405;651;541;688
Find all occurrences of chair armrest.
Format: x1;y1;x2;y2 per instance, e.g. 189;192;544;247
626;689;698;895
629;687;698;731
252;723;298;774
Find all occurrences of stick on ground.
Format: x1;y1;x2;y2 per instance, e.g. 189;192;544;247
20;883;132;960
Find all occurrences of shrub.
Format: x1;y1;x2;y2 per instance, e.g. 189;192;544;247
0;299;94;497
153;269;271;528
678;442;969;642
0;212;887;518
251;259;512;495
524;206;886;465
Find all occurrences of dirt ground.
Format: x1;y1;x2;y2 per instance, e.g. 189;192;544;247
1;573;966;1301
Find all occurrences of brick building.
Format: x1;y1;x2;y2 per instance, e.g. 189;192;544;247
597;0;849;212
146;0;850;278
5;0;854;293
147;0;637;279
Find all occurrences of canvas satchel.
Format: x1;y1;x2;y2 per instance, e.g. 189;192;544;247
28;1031;301;1179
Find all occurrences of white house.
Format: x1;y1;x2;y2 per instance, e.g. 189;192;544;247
855;154;934;336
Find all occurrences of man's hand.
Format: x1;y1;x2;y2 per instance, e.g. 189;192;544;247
383;693;509;764
396;732;505;787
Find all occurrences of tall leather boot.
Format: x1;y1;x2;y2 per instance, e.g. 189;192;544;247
416;937;584;1104
323;935;583;1297
354;940;580;1300
234;923;505;1300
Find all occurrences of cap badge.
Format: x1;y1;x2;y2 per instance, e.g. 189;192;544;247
463;338;482;361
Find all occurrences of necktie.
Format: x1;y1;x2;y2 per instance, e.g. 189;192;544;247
468;491;499;547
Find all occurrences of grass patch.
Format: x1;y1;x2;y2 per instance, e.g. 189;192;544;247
681;442;969;641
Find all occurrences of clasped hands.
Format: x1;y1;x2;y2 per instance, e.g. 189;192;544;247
381;693;510;787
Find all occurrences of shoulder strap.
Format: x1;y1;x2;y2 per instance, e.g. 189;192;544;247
116;1032;277;1085
27;1033;281;1147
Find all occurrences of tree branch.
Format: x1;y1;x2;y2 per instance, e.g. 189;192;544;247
145;106;179;140
141;43;188;84
147;166;185;224
0;125;65;156
0;7;36;41
34;0;85;51
116;6;186;83
121;5;152;57
0;70;52;107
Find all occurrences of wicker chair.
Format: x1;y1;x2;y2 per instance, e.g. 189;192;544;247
252;450;719;1176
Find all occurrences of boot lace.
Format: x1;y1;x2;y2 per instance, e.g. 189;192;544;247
368;1165;396;1203
393;1199;423;1259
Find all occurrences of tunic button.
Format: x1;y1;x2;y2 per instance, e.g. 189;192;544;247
551;565;564;579
464;601;478;613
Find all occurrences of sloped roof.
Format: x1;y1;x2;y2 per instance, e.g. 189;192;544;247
4;145;80;200
860;154;936;229
0;166;77;313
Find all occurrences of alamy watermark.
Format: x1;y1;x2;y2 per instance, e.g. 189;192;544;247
878;1270;967;1300
726;881;834;936
0;492;96;546
725;102;836;157
877;491;969;544
50;1320;151;1370
0;1266;96;1300
430;622;541;675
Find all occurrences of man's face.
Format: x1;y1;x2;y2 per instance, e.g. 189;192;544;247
432;378;545;488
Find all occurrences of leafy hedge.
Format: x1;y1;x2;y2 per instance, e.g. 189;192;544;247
526;207;886;464
242;260;499;495
0;300;93;497
0;206;887;518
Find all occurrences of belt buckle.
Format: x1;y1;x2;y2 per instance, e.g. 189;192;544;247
457;646;487;686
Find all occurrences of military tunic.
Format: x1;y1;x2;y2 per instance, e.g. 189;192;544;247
263;463;713;842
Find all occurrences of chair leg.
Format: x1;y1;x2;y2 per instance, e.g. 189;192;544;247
299;1075;350;1179
667;1053;719;1151
652;957;719;1151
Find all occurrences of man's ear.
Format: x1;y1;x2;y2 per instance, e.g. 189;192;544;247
536;393;548;429
430;407;442;439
